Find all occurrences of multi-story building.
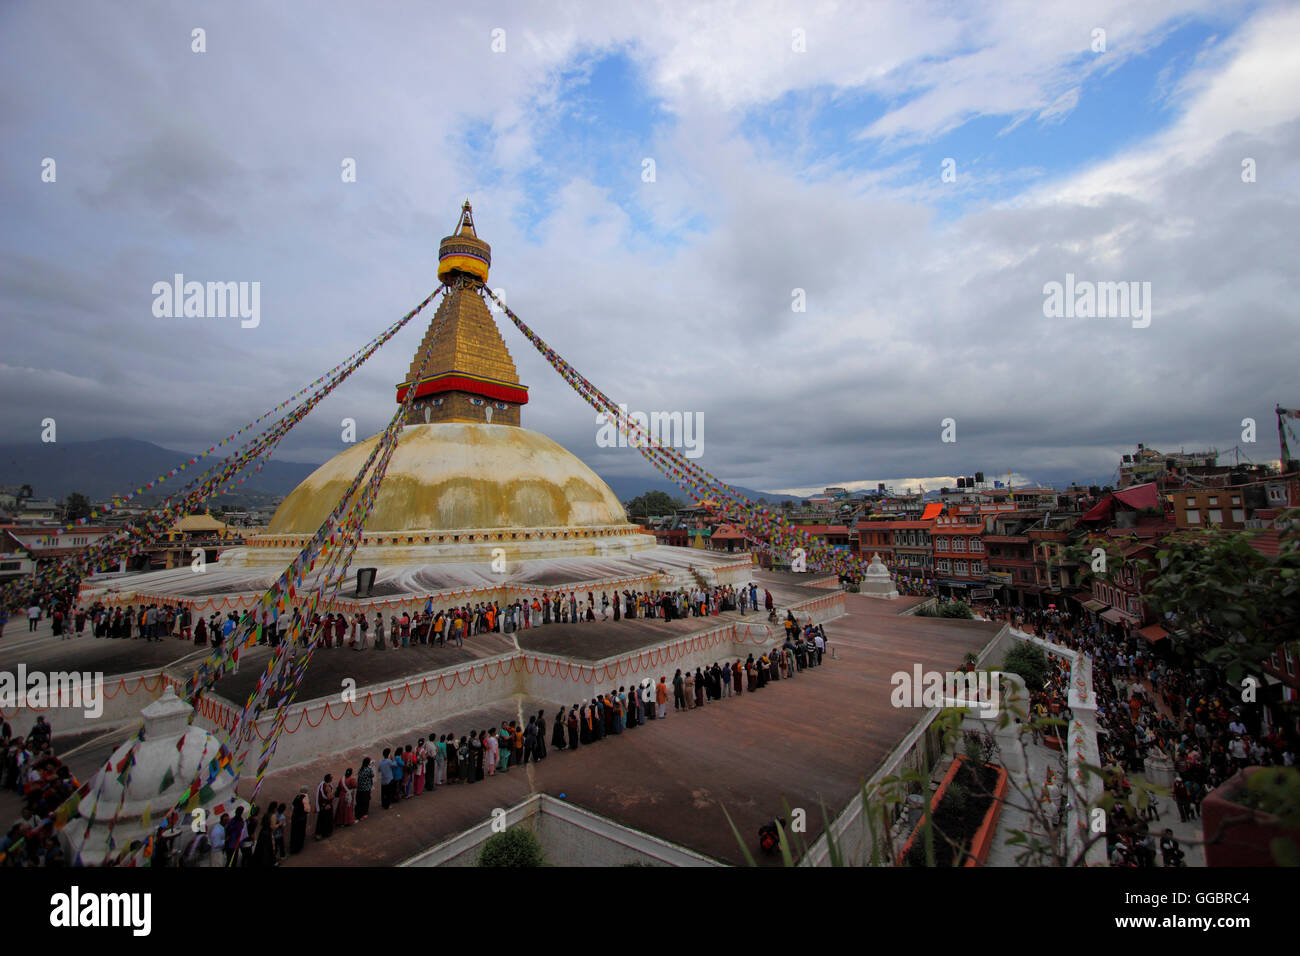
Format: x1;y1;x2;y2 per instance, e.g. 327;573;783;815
1119;444;1218;488
858;520;896;570
1172;477;1298;530
890;519;935;584
1027;513;1081;602
931;513;985;598
982;512;1039;604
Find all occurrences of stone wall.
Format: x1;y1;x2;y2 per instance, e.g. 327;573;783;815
401;793;720;867
185;591;846;773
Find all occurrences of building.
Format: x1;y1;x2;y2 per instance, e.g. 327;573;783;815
982;512;1039;604
1119;443;1218;488
890;519;935;585
81;202;749;617
1172;477;1298;530
857;520;896;572
931;513;985;598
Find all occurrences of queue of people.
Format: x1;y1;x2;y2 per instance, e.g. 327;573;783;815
250;623;829;863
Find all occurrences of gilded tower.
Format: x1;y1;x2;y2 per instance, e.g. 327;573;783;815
395;201;529;426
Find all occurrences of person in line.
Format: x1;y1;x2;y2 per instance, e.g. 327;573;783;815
314;774;335;840
355;758;374;820
289;789;309;854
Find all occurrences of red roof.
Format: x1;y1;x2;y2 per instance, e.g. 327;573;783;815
1081;482;1160;522
709;524;748;541
1248;531;1284;558
1138;624;1169;642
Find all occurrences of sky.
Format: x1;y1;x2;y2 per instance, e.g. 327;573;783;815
2;0;1298;497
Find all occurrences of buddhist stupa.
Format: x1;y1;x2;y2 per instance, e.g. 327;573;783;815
227;202;652;569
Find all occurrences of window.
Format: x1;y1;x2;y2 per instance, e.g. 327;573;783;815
1185;497;1196;507
936;559;950;572
1232;509;1245;522
1208;509;1222;524
1208;496;1219;506
935;537;949;551
1286;645;1295;677
971;562;983;575
952;538;966;552
970;539;983;552
1186;510;1200;524
1231;496;1241;505
955;561;968;575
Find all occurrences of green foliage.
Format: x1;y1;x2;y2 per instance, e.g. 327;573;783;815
916;600;974;618
476;826;546;867
623;490;684;519
1240;766;1300;828
63;492;91;521
1002;642;1049;689
1140;520;1300;683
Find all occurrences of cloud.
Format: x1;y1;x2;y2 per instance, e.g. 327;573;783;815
1;0;1296;498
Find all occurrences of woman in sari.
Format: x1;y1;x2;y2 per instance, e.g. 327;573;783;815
270;802;287;860
552;707;567;751
684;671;696;709
445;734;459;783
432;734;446;785
335;768;357;827
496;726;511;773
694;669;706;708
355;758;374;820
485;729;499;776
471;732;484;782
567;707;580;749
314;774;335;840
290;790;309;854
578;705;591;745
253;810;276;866
413;739;427;795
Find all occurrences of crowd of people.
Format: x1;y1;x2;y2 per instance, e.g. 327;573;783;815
31;581;781;653
190;616;831;866
0;716;78;866
982;599;1298;867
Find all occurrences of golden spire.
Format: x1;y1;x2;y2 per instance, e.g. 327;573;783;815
437;199;491;285
398;202;528;426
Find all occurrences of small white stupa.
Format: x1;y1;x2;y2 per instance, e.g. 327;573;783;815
861;553;899;600
59;686;246;866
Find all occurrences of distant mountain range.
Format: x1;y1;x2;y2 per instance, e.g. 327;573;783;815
0;438;318;503
0;438;803;508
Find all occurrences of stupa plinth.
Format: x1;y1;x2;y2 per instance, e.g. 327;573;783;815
861;553;898;600
59;686;246;866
